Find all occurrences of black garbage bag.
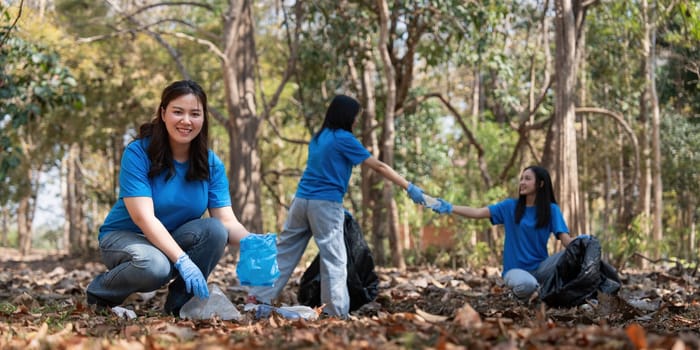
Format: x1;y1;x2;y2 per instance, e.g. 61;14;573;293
298;211;379;312
539;236;621;308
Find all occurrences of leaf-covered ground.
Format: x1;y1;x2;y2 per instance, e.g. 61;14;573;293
1;248;699;349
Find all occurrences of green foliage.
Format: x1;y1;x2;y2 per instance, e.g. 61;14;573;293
0;32;83;202
657;2;700;116
395;89;452;184
468;241;494;267
661;113;700;208
586;2;645;109
0;302;16;315
601;215;649;268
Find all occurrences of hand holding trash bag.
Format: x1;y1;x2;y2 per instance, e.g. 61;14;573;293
237;233;280;286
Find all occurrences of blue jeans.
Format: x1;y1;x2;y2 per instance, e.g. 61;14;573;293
504;251;564;300
86;218;228;314
249;198;349;317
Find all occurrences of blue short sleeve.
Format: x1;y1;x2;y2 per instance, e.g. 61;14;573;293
295;129;370;202
119;140;153;198
337;132;371;165
488;199;515;226
550;204;569;236
208;151;232;208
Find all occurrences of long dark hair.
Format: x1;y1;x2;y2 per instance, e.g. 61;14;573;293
312;94;361;141
515;165;556;228
137;80;209;181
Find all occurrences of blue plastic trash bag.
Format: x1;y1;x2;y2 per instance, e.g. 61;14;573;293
237;233;280;286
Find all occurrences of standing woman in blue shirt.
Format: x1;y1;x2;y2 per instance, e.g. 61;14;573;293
432;166;577;302
86;80;251;315
249;94;426;318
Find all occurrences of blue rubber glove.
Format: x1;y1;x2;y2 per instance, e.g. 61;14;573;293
432;198;453;214
174;253;210;299
407;182;425;205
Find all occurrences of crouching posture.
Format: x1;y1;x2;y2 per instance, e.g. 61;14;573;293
432;166;581;302
86;80;251;315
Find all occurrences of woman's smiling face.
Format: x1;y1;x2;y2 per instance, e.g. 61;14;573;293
161;93;204;148
519;168;538;197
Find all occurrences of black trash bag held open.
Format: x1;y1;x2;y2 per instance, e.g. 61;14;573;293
539;236;621;308
298;211;379;312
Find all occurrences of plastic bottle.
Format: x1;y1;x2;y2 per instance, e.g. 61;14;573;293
423;194;440;209
254;304;318;321
179;284;241;321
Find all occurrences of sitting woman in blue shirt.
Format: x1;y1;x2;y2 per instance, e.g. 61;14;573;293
86;80;251;316
432;166;578;302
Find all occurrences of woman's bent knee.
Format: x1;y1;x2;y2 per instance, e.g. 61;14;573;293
202;217;229;245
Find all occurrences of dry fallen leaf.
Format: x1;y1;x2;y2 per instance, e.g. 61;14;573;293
415;307;448;323
454;302;482;329
2;249;699;349
625;323;648;350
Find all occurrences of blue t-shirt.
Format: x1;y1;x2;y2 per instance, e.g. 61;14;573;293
295;129;371;202
488;198;569;275
98;138;231;240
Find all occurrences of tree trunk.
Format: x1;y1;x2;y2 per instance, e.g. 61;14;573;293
690;212;696;261
18;196;31;255
578;26;591;235
377;0;404;269
61;148;70;252
639;91;652;239
222;1;263;232
358;51;385;265
549;0;584;235
1;205;8;246
471;64;482;248
641;0;663;258
63;143;89;255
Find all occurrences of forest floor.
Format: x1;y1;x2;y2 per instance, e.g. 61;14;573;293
0;247;699;349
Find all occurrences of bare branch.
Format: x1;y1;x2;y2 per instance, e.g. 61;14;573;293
581;0;599;8
260;168;302;210
262;168;302;178
166;31;227;62
144;30;192;80
0;0;24;49
208;106;227;127
124;1;218;19
401;93;492;188
254;3;299;127
263;118;308;146
76;29;134;44
576;107;641;208
104;0;191;80
79;16;220;44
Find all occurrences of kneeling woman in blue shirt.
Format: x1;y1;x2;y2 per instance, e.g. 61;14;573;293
432;166;579;302
87;80;251;315
249;95;426;318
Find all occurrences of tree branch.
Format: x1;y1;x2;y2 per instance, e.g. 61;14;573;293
0;0;23;49
166;31;227;62
403;93;492;188
105;0;192;80
208;106;227;127
263;117;308;146
576;107;641;209
259;2;300;124
581;0;599;8
123;1;218;20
